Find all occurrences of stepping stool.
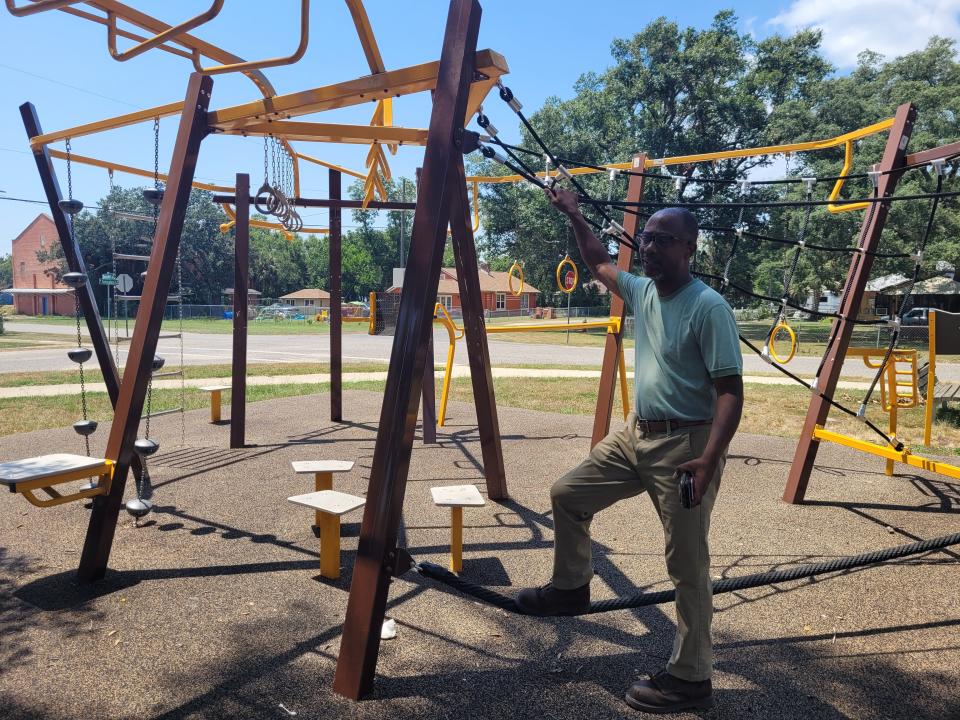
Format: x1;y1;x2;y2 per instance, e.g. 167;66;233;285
291;460;355;528
431;484;485;572
288;490;365;579
199;385;230;423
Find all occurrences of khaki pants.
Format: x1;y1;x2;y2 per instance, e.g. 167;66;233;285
550;413;723;681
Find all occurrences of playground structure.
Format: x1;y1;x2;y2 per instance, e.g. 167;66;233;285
2;0;960;705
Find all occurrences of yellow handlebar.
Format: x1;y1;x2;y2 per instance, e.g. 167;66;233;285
767;322;797;364
556;254;578;294
508;261;524;297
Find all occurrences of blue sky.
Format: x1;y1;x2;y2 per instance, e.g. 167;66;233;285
1;0;958;255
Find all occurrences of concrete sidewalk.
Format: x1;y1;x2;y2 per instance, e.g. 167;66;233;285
0;366;871;399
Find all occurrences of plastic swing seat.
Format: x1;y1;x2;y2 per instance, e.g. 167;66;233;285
0;453;113;508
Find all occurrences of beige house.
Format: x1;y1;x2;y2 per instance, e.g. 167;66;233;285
280;288;331;310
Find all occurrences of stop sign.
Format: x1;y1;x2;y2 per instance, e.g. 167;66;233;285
564;270;576;290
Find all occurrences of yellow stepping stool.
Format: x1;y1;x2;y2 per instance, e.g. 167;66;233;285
291;460;355;528
431;484;485;572
288;490;365;579
199;384;230;423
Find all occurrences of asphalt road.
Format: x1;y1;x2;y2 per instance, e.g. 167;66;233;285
3;320;958;381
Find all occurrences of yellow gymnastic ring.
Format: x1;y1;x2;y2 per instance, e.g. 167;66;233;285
508;260;524;296
768;322;797;364
556;254;578;294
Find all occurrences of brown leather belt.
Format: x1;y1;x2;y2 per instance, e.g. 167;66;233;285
634;417;712;433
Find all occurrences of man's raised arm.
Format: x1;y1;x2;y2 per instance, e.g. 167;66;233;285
544;186;621;298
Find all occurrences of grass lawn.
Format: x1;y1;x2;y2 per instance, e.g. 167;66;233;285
0;361;390;388
0;330;76;350
3;372;957;461
3;314;372;336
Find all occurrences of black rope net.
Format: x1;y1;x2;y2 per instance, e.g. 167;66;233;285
474;84;957;450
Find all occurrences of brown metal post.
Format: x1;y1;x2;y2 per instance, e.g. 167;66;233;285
230;173;249;448
422;332;437;443
783;102;916;503
332;0;483;699
21;103;124;403
78;73;212;581
591;154;646;447
21;102;144;481
449;153;506;495
330;168;343;422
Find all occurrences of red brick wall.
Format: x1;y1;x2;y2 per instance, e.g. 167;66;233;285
11;215;73;316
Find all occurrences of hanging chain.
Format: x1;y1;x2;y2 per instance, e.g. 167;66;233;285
177;245;185;445
65;138;73;202
152;117;161;231
74;290;90;456
263;136;269;184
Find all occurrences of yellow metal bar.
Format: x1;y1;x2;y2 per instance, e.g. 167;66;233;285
467;118;895;185
827;140;870;214
107;0;224;62
485;319;616;334
209;49;509;129
194;0;309;76
345;0;386;73
29;101;184;150
5;0;81;17
12;461;114;508
433;302;462;427
47;148;233;193
450;506;463;572
57;5;195;61
925;311;937;446
886;361;897;476
295;152;367;181
368;291;377;335
812;426;960;480
214;120;429;146
219;202;327;236
617;344;630;420
65;0;277;96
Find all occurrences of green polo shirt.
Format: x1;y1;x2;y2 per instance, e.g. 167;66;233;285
617;271;742;421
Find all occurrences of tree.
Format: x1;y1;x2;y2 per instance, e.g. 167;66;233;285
36;187;234;306
476;11;832;307
0;253;11;289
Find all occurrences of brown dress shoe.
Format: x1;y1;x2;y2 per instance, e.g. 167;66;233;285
625;670;713;714
515;582;590;616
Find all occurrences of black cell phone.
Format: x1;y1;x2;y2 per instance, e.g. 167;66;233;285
679;471;694;509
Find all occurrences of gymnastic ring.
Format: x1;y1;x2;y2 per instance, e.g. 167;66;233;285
254;182;276;214
556;254;578;294
767;322;797;364
508;261;524;296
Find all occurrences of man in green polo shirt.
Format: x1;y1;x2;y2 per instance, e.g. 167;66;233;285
517;187;744;714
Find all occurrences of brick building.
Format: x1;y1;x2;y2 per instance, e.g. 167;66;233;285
8;214;73;316
389;265;540;313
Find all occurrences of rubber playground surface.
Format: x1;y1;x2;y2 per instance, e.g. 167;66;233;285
1;390;958;719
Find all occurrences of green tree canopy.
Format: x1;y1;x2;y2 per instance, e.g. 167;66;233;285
475;12;960;311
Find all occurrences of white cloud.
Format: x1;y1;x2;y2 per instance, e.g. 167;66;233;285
769;0;960;67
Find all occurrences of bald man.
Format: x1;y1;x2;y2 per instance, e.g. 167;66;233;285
516;187;744;714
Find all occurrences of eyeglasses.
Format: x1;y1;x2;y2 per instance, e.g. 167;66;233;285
636;231;681;248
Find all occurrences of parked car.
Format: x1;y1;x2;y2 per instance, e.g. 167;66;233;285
901;307;933;326
255;304;299;321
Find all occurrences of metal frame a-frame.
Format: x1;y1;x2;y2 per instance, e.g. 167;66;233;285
332;0;503;699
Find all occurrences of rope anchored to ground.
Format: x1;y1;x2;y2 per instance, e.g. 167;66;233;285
407;532;960;615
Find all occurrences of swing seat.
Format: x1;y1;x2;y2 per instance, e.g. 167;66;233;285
0;454;113;508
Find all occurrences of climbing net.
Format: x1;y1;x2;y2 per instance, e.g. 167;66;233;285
474;81;960;453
